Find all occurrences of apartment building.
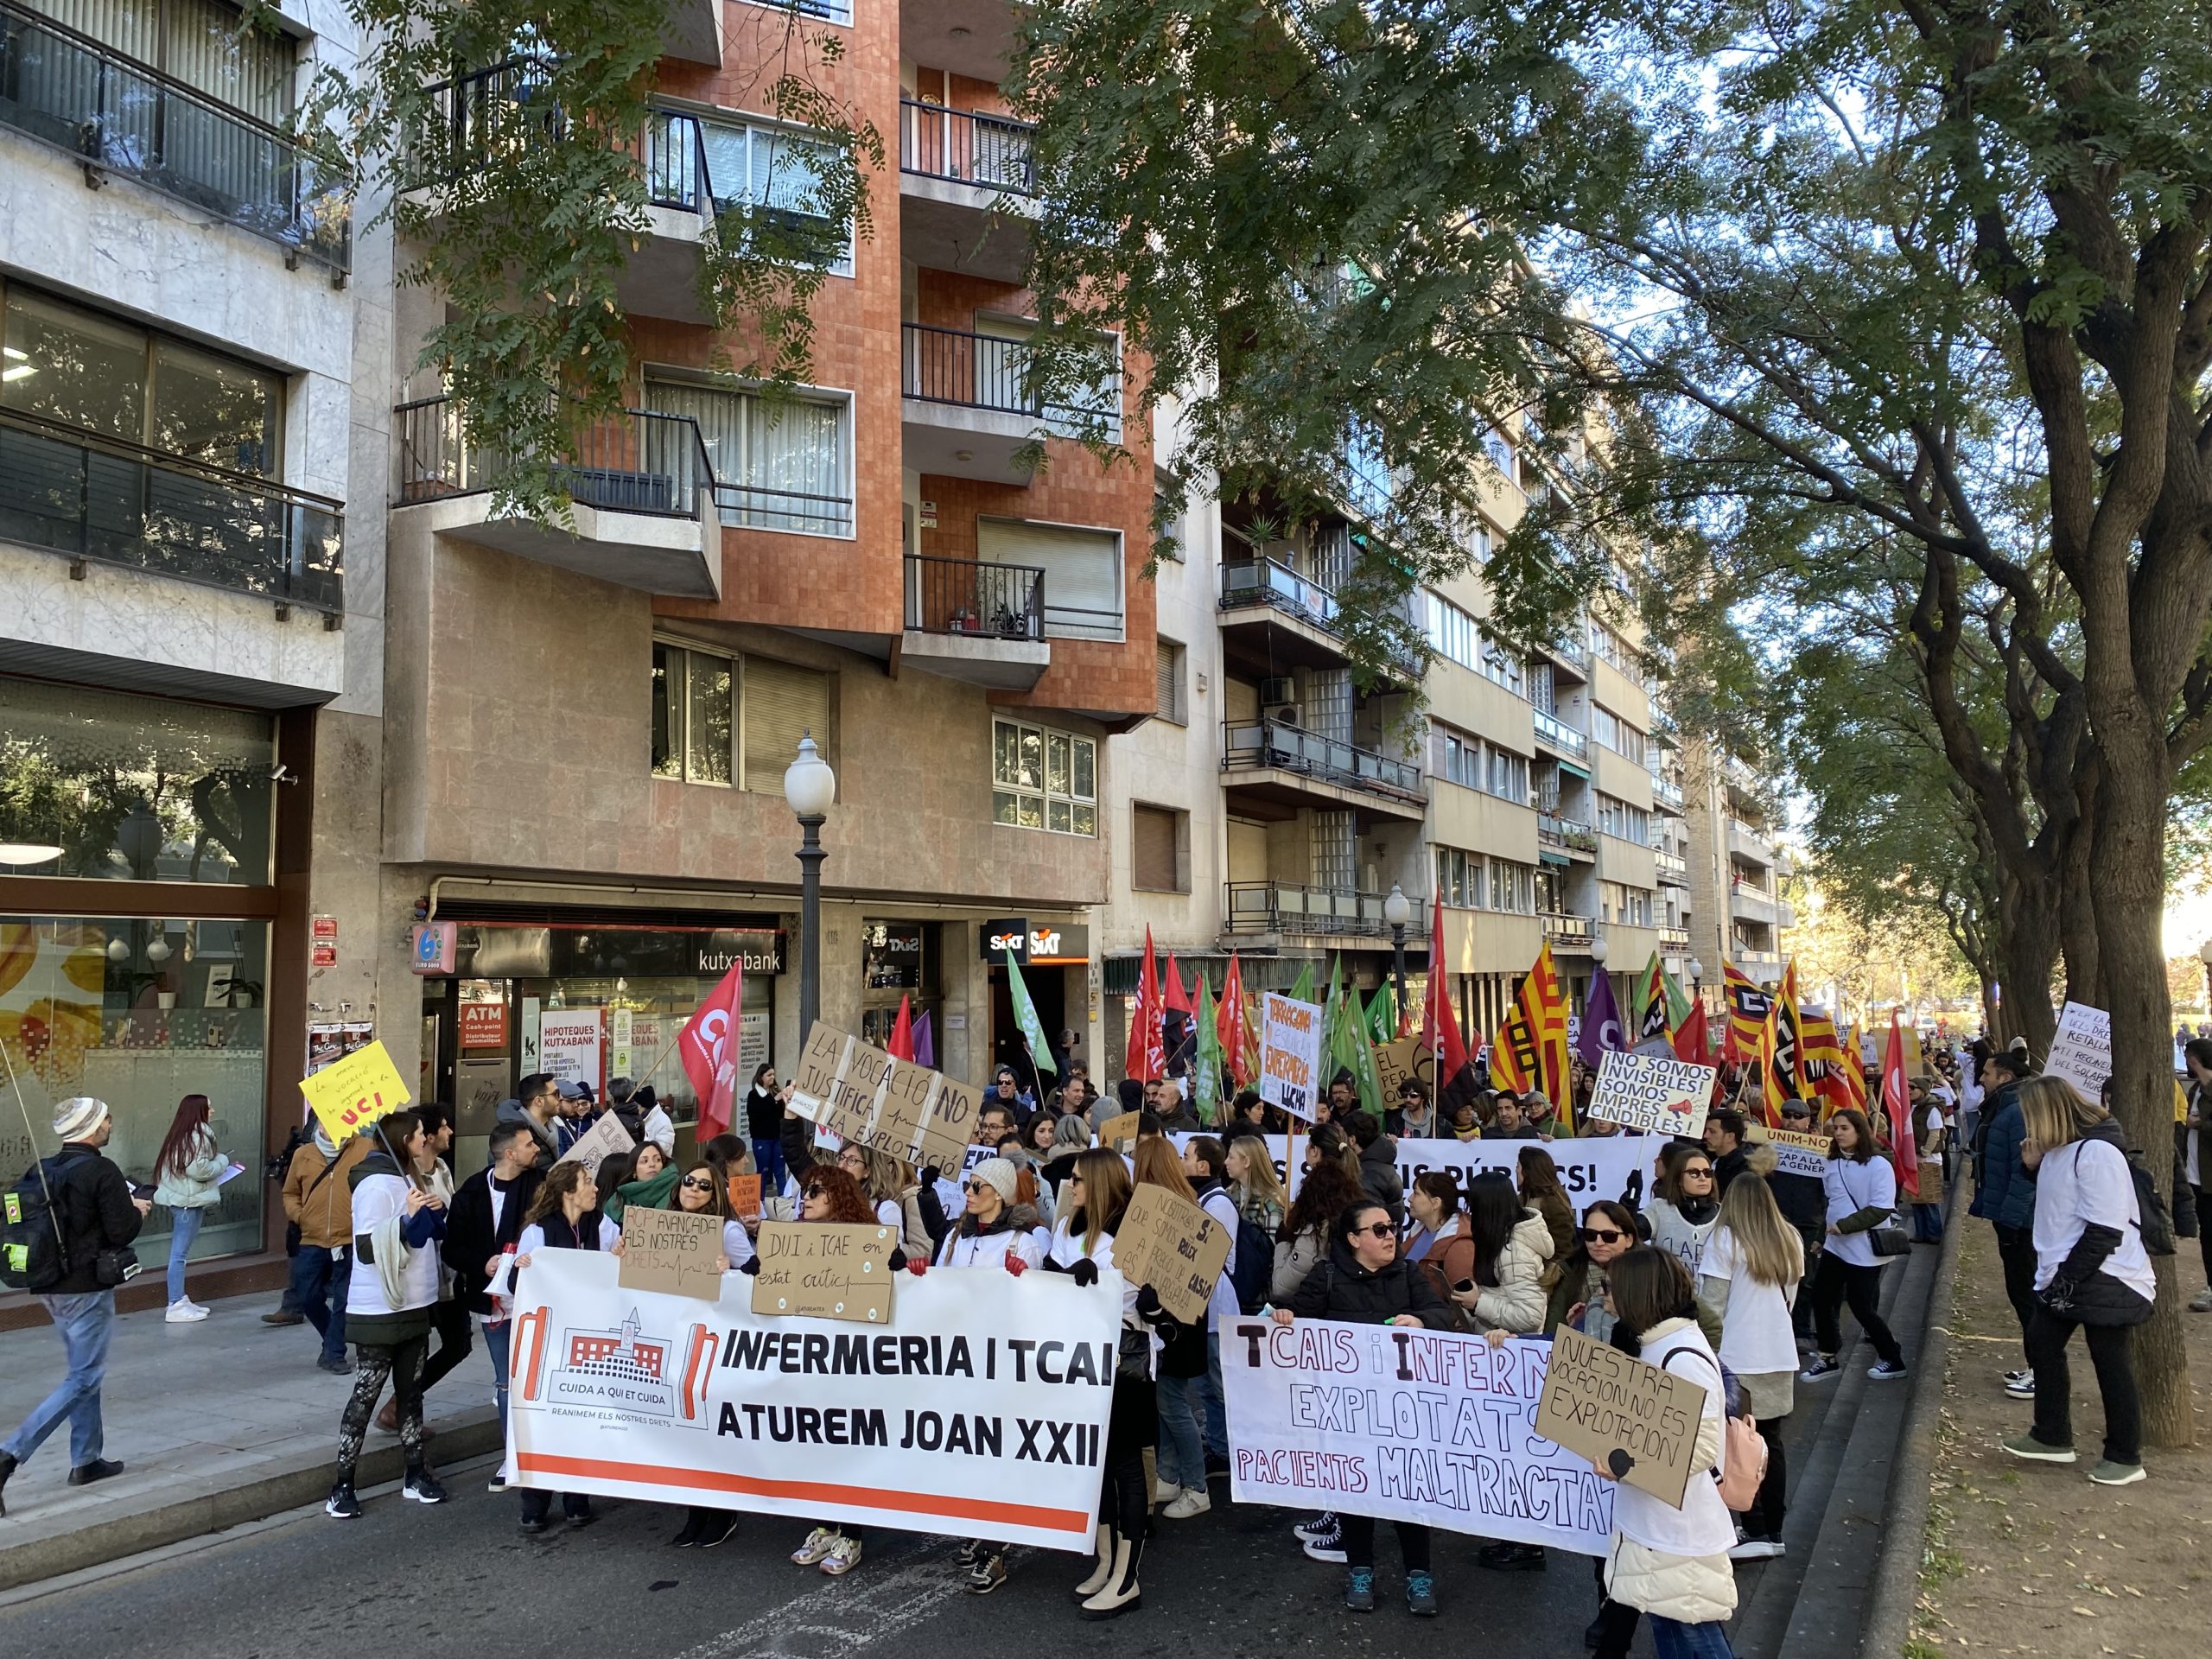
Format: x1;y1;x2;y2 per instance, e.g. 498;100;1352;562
1681;737;1795;991
0;0;385;1296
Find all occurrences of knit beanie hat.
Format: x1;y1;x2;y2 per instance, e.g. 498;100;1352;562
53;1096;110;1142
969;1155;1020;1208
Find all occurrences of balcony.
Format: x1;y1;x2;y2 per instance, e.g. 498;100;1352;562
1659;925;1691;951
1221;718;1426;820
900;553;1050;689
1728;818;1777;866
0;407;343;613
394;397;719;598
1542;635;1592;681
0;0;350;272
1652;775;1684;810
1537;813;1599;859
1732;947;1782;976
900;322;1121;485
1225;882;1428;941
1656;849;1689;887
1532;709;1588;761
1541;912;1593;950
899;100;1039;284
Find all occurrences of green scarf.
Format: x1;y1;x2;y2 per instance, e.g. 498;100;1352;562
603;1163;680;1224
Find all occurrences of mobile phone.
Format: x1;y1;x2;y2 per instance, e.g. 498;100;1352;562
129;1181;156;1203
1453;1277;1477;1294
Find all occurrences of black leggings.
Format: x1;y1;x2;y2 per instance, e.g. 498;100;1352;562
1994;1224;2041;1363
1100;1419;1151;1541
418;1299;474;1397
2194;1185;2212;1288
1810;1252;1903;1366
1340;1513;1430;1573
1592;1556;1639;1659
337;1334;426;1480
1741;1413;1788;1540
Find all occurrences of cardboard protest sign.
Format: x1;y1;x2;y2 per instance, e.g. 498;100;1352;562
1761;1127;1831;1179
1587;1051;1718;1139
1098;1110;1141;1154
1372;1038;1431;1103
788;1022;978;1170
1260;993;1324;1122
2044;1001;2112;1108
1534;1325;1709;1508
751;1220;898;1324
617;1207;728;1301
297;1039;410;1147
728;1173;763;1219
555;1112;635;1179
1114;1184;1231;1324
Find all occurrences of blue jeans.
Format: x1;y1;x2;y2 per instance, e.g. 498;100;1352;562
287;1245;350;1363
1203;1328;1228;1459
1155;1372;1206;1491
752;1136;786;1192
1914;1203;1945;1243
1650;1615;1736;1659
3;1291;116;1467
485;1319;512;1437
167;1206;207;1304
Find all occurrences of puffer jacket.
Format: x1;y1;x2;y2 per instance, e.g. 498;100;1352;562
1273;1226;1327;1302
1359;1134;1406;1225
1287;1234;1454;1328
1604;1316;1736;1623
1971;1082;2035;1229
153;1127;227;1210
1467;1211;1554;1334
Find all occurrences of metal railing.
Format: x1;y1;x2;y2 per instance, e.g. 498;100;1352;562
711;480;853;536
0;0;349;270
1652;774;1685;810
899;99;1034;194
1537;813;1599;853
1218;556;1340;631
0;407;343;612
1659;926;1691;950
1224;881;1427;939
1532;709;1587;759
394;397;713;521
1656;850;1690;884
1222;718;1424;803
413;57;565;187
1541;912;1592;944
900;322;1121;442
1732;946;1781;971
904;554;1043;640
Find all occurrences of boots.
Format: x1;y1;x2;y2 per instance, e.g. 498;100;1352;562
1072;1524;1116;1598
1080;1531;1143;1618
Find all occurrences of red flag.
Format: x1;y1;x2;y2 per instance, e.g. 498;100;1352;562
1162;953;1192;1014
1883;1011;1920;1198
1424;890;1476;1105
1218;952;1251;1087
887;994;914;1063
678;962;746;1140
1126;926;1166;1081
1672;1000;1709;1067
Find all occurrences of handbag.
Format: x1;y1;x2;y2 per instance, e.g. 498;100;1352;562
1839;1159;1910;1256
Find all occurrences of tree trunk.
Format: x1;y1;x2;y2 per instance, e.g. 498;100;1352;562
2057;815;2104;1007
1994;893;2062;1056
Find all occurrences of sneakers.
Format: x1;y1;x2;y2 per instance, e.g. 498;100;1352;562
2002;1433;2076;1464
403;1467;448;1504
1868;1358;1910;1381
819;1534;862;1576
2088;1460;2145;1486
1800;1355;1841;1381
1345;1566;1377;1612
1161;1487;1211;1519
792;1527;840;1566
1730;1536;1786;1561
316;1355;354;1376
67;1459;124;1487
2188;1287;2212;1313
486;1471;508;1493
956;1539;987;1568
324;1480;361;1520
1293;1511;1338;1542
963;1551;1008;1595
2003;1370;2037;1400
165;1300;208;1324
1407;1569;1439;1617
1301;1516;1348;1563
518;1516;547;1535
694;1512;740;1548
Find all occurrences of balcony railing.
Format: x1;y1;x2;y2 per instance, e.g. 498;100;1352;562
1537;813;1599;854
394;397;713;521
899;99;1034;194
1532;709;1588;760
1732;946;1781;972
414;57;564;185
1225;882;1427;939
904;554;1043;640
1656;850;1690;884
0;407;343;612
1219;556;1339;630
1541;912;1592;945
0;0;350;271
1222;719;1424;804
900;322;1122;442
1652;775;1684;810
1660;925;1691;950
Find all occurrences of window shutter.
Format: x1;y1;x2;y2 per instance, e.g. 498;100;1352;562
741;656;834;793
1154;639;1183;722
1132;805;1180;893
977;520;1122;639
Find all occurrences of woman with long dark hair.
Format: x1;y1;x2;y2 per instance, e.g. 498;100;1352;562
153;1094;226;1321
1452;1171;1554;1338
744;1061;788;1192
507;1160;615;1535
1802;1109;1907;1382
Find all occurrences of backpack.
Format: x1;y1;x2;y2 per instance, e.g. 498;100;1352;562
1230;1215;1274;1314
2120;1145;2175;1257
1;1154;80;1292
1659;1344;1764;1510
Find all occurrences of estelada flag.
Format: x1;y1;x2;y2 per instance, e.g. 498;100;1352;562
1722;961;1773;1065
1218;951;1253;1087
1883;1010;1920;1197
678;960;746;1139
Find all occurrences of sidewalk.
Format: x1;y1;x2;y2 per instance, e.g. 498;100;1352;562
0;1294;500;1590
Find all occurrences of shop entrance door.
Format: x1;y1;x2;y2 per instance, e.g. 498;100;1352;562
988;963;1065;1094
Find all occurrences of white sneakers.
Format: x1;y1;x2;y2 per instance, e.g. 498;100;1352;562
1160;1487;1211;1519
165;1299;209;1323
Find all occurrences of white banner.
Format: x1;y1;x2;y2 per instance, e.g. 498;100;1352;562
2045;1001;2111;1108
1224;1319;1614;1554
1174;1134;1653;1209
1260;993;1325;1122
508;1251;1120;1551
1588;1051;1718;1139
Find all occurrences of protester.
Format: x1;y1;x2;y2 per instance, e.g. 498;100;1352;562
1154;1078;1200;1133
149;1092;226;1322
387;1104;467;1430
1646;1145;1722;1279
1404;1171;1473;1304
1447;1096;1483;1141
2002;1077;2153;1485
1490;1094;1541;1140
1391;1081;1439;1141
1518;1146;1579;1328
1304;1121;1362;1184
1697;1175;1802;1558
1277;1201;1452;1612
1459;1170;1556;1570
1559;1199;1641;1346
495;1073;562;1169
1043;1115;1090;1198
327;1110;448;1521
1802;1109;1909;1382
606;1076;675;1156
1133;1144;1213;1519
1600;1248;1742;1659
1348;1110;1405;1226
656;1162;749;1547
934;1156;1046;1271
441;1118;542;1491
1769;1098;1827;1341
2179;1039;2211;1313
1910;1077;1948;1243
0;1097;150;1513
1703;1109;1751;1194
1227;1134;1288;1235
632;1141;668;1185
283;1121;367;1374
1970;1046;2037;1395
1022;1111;1060;1160
508;1160;614;1534
1272;1157;1365;1301
1230;1089;1269;1135
745;1063;788;1191
1179;1136;1243;1489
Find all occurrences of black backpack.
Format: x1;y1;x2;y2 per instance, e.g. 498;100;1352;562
2123;1146;2176;1257
1;1154;80;1292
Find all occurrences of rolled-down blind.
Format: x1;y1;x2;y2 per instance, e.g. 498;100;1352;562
1155;639;1183;721
741;655;834;793
977;519;1122;640
1132;804;1180;892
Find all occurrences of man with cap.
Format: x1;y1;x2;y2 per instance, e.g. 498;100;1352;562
552;1080;594;1154
0;1096;152;1514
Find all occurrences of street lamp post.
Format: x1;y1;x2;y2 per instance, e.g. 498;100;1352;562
783;733;836;1038
1688;955;1706;1006
1384;884;1412;1019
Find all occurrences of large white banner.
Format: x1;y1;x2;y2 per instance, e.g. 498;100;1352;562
1171;1134;1653;1208
1224;1319;1614;1554
508;1251;1121;1551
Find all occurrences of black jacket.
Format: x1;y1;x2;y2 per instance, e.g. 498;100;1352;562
1358;1135;1406;1227
1287;1236;1454;1328
442;1165;544;1316
1712;1144;1751;1194
41;1144;143;1294
744;1087;783;1141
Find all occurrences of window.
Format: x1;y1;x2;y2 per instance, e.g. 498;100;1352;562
1154;638;1186;724
1437;724;1530;805
1478;632;1525;696
979;520;1124;641
1590;705;1646;764
994;719;1096;836
1595;794;1651;846
1482;428;1517;486
1433;847;1534;912
652;640;834;791
38;0;298;122
1131;804;1187;892
1154;491;1184;562
1435;846;1476;908
1423;591;1480;673
1488;858;1535;915
1589;621;1631;670
1600;881;1652;927
652;111;855;273
645;377;851;536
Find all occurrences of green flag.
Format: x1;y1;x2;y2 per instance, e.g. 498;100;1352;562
1365;984;1395;1046
1324;958;1384;1120
1004;947;1056;1082
1193;972;1223;1126
1288;958;1316;1004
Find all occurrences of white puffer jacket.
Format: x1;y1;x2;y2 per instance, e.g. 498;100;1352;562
153;1127;226;1210
1604;1316;1738;1624
1465;1211;1555;1334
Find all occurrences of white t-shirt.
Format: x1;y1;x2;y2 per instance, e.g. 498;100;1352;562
2033;1137;2155;1302
1822;1157;1897;1268
1699;1225;1799;1376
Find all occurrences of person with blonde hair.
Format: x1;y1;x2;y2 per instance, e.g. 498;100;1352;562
2003;1076;2153;1485
1225;1134;1288;1235
1697;1174;1804;1558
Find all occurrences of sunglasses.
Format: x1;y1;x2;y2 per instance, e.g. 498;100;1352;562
803;1185;826;1199
1681;1167;1714;1179
1357;1221;1395;1240
679;1176;715;1191
963;1180;993;1194
1580;1227;1624;1243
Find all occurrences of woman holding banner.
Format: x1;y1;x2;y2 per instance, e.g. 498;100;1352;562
1696;1175;1802;1559
1459;1172;1556;1573
1646;1147;1722;1279
1272;1159;1364;1301
1404;1172;1474;1305
1275;1201;1453;1613
508;1161;615;1536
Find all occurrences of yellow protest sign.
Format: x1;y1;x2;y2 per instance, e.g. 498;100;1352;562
298;1039;410;1147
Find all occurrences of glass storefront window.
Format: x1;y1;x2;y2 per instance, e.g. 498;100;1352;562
858;919;938;1051
0;915;269;1267
0;675;275;881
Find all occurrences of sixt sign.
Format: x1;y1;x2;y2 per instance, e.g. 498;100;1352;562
980;918;1090;966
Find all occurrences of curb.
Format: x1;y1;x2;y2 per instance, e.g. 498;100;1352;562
0;1414;502;1592
1858;1192;1968;1659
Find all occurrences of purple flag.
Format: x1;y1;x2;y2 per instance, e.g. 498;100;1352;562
1578;972;1626;1069
912;1010;935;1071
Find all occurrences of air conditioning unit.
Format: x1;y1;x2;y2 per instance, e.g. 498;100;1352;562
1263;703;1301;726
1259;676;1297;706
